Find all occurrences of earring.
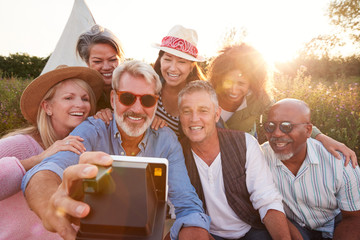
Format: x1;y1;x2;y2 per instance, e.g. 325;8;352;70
47;111;52;116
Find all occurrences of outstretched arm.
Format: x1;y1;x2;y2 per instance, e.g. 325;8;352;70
25;152;113;240
24;170;63;230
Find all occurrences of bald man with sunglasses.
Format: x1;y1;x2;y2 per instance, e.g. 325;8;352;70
261;98;360;240
22;60;211;240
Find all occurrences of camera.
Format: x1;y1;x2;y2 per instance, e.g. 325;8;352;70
76;156;168;240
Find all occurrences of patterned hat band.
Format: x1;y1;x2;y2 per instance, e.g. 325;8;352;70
160;36;198;58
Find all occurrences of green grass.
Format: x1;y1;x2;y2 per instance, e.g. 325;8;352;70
0;77;31;135
257;67;360;159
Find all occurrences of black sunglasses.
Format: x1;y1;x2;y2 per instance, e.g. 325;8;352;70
264;121;309;134
116;91;159;108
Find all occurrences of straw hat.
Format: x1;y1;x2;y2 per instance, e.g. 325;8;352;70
152;25;204;62
20;65;104;124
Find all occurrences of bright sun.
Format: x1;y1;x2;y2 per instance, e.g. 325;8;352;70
245;26;306;65
229;0;331;65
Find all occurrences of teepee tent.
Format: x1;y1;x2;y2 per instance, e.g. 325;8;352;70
41;0;95;74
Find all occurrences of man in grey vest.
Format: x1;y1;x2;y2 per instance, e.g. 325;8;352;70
178;80;291;240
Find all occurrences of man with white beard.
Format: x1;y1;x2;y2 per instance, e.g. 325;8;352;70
261;98;360;240
22;60;211;240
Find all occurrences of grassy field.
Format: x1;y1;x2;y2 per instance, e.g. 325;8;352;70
257;68;360;160
0;77;31;135
1;72;359;159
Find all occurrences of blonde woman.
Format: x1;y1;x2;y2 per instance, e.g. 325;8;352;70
0;65;103;239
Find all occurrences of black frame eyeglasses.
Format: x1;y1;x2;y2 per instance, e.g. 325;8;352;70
264;121;310;134
115;91;159;108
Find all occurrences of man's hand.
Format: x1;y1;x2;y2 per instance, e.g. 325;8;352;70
42;152;113;239
333;210;360;240
178;227;211;240
287;219;303;240
263;209;291;240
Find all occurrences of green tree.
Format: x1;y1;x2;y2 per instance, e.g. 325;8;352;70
298;34;345;60
219;27;248;48
0;53;49;79
328;0;360;43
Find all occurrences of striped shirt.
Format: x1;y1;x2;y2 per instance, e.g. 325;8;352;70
262;138;360;238
156;95;180;136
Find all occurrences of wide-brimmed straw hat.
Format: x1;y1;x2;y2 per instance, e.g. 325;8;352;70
152;25;204;62
20;65;104;124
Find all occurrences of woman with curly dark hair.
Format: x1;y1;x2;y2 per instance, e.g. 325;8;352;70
209;43;273;136
208;43;357;164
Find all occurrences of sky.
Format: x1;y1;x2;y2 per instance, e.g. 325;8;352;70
0;0;335;64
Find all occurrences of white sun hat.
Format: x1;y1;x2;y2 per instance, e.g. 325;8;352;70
152;25;205;62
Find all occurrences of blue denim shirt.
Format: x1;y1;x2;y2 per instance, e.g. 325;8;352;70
22;116;210;239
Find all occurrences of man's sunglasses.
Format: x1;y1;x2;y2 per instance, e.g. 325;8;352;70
264;121;309;134
115;91;159;108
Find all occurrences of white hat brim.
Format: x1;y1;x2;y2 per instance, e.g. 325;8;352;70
152;43;205;62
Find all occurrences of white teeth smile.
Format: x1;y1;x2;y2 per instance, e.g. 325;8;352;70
229;94;238;98
190;126;202;130
70;112;83;116
103;73;112;77
276;143;288;147
128;116;142;121
168;73;179;77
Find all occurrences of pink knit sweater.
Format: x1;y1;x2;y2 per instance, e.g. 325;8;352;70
0;134;61;239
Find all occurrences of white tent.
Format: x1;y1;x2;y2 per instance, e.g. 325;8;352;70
41;0;95;74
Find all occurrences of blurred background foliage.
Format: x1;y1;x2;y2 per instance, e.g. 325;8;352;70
0;53;49;78
256;68;360;160
1;0;359;159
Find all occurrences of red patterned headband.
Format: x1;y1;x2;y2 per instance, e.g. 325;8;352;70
160;36;198;58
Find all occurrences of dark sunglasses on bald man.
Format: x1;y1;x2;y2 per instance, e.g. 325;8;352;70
264;121;310;134
116;91;159;108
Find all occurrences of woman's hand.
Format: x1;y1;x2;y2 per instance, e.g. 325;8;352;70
151;116;168;130
42;135;86;158
316;133;358;168
21;135;86;171
93;108;113;125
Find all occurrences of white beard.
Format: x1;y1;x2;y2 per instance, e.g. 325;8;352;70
114;102;155;137
275;152;294;161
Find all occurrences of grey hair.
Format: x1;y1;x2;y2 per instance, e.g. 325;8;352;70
178;80;219;109
112;60;162;94
76;24;125;63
